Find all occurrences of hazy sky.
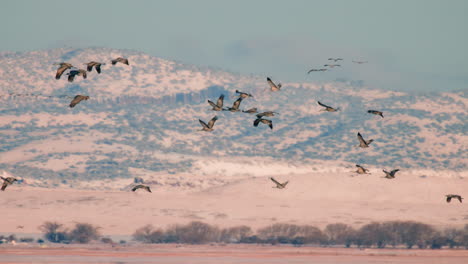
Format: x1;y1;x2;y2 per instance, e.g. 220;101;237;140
1;0;467;92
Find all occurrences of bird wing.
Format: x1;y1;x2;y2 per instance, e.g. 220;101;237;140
232;98;242;110
256;112;265;118
123;59;129;65
207;100;217;108
80;70;87;79
267;77;278;90
357;132;366;145
199;119;209;129
244;108;257;113
111;59;117;65
317;101;331;108
268;120;273;129
86;64;93;72
69;95;82;108
391;169;399;176
281;181;289;187
207;116;218;128
270;177;281;186
146;186;152;193
217;95;224;108
446;196;451;203
56;66;69;79
458;196;463;203
95;64;102;74
1;181;8;191
253;118;261;127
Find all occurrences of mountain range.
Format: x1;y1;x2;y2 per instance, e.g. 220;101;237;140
0;47;466;188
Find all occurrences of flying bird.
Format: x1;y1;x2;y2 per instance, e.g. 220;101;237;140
383;169;400;179
256;111;278;118
84;61;106;74
446;194;463;203
307;68;328;74
235;90;253;99
111;57;129;65
357;132;374;148
242;108;258;114
69;95;90;108
54;62;73;80
1;176;17;191
267;77;282;91
324;64;341;68
66;69;87;82
328;58;343;62
368;110;384;118
318;101;340;112
254;118;273;129
208;94;225;111
132;185;152;193
224;98;243;112
199;116;218;132
352;60;368;64
270;177;288;189
355;164;370;174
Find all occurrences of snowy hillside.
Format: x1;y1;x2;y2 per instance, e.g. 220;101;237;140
0;47;466;188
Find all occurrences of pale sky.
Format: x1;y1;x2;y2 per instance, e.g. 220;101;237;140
1;0;467;92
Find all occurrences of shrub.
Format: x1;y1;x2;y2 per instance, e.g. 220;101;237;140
133;225;165;243
69;223;101;244
220;226;253;243
167;221;220;244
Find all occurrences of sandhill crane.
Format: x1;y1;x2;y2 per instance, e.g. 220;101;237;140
69;95;90;108
66;69;87;82
446;194;463;203
355;164;370;174
199;116;218;132
111;57;129;65
270;177;288;189
352;60;368;64
383;169;400;179
267;77;282;91
54;62;73;80
368;110;384;118
132;184;152;193
307;68;328;74
254;118;273;129
1;176;17;191
324;64;341;68
84;61;106;74
318;101;340;112
256;111;278;118
235;90;253;99
224;98;243;112
242;108;258;114
328;58;343;62
208;94;225;111
357;132;373;148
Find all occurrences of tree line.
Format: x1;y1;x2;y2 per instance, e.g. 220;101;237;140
37;220;468;249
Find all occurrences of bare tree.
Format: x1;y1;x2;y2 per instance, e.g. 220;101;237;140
39;221;69;243
324;223;356;247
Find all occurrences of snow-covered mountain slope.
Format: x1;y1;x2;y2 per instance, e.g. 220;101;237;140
0;47;466;188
